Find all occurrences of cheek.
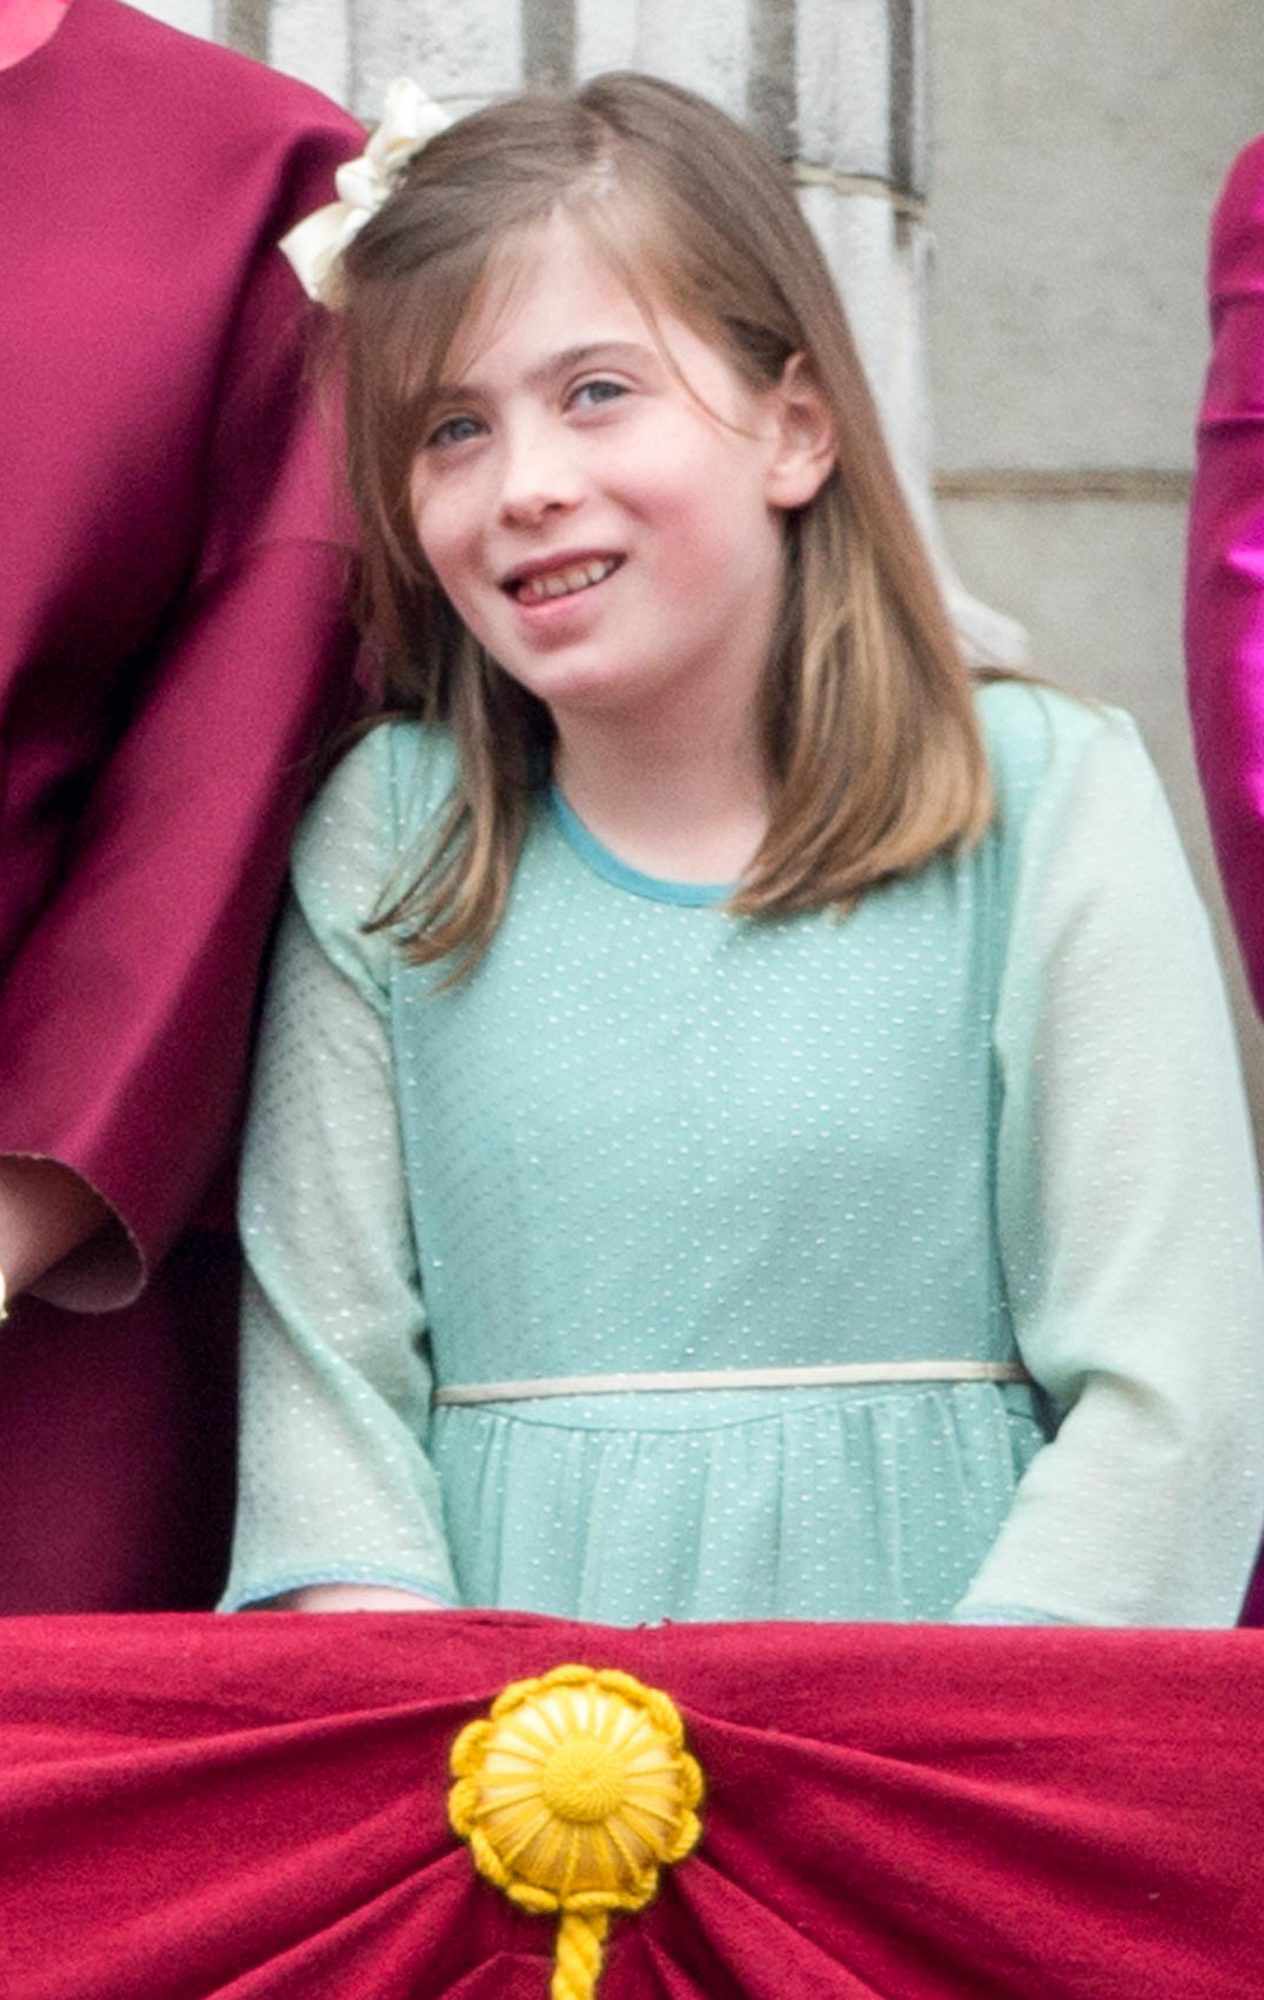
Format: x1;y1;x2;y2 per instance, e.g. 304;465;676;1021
629;423;770;537
656;482;777;584
412;491;478;601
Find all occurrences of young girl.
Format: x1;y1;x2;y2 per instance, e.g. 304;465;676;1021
223;73;1264;1627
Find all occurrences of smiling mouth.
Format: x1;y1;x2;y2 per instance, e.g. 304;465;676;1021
511;556;623;605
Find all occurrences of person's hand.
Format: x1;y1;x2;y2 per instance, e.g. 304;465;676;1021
268;1583;448;1611
0;1157;111;1305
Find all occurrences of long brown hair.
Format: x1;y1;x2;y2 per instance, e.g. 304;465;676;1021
332;72;993;979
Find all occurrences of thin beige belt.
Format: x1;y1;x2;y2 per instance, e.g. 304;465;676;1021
432;1360;1032;1406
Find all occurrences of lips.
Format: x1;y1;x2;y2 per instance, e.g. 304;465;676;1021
504;555;623;605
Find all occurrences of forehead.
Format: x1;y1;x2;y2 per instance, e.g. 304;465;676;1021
441;209;673;385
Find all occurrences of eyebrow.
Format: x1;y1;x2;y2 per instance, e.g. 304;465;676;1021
432;341;657;403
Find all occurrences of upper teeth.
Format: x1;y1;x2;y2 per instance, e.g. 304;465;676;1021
517;558;618;603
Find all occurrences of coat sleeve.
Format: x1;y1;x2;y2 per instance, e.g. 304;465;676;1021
955;704;1264;1626
1186;136;1264;1014
0;118;362;1311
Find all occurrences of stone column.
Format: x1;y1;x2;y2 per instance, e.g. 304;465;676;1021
202;0;1023;662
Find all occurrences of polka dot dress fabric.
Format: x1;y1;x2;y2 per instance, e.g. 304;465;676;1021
222;684;1264;1626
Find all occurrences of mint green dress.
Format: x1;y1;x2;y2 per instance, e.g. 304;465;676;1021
222;684;1264;1625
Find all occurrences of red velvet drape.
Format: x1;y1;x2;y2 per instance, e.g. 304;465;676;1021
1;1614;1258;1999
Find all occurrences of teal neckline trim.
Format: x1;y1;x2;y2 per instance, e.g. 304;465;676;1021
548;786;735;907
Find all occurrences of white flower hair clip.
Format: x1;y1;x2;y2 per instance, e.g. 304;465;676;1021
281;77;451;304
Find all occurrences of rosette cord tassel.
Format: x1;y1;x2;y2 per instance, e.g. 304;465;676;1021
553;1909;609;2000
448;1664;704;2000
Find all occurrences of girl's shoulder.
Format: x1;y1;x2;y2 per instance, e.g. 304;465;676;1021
973;677;1157;842
290;719;457;926
296;719;457;865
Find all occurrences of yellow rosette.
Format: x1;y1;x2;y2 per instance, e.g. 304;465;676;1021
448;1663;704;2000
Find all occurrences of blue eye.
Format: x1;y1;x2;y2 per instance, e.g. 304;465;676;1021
428;414;483;449
572;379;627;410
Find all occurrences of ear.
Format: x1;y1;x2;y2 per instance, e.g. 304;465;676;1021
763;352;836;511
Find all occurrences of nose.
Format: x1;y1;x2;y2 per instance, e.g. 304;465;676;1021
496;414;583;530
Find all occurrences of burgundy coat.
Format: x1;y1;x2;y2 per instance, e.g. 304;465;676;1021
0;0;362;1607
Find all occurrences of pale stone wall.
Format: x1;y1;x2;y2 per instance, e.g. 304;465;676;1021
144;0;210;32
929;0;1264;1140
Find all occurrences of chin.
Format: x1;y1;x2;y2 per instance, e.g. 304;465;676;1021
511;661;650;715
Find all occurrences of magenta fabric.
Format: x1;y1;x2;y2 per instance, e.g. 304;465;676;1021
0;1;362;1606
0;1613;1260;2000
1185;137;1264;1628
1188;136;1264;1022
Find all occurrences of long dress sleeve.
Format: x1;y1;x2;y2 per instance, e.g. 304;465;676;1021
1186;135;1264;1014
957;702;1264;1626
221;737;458;1611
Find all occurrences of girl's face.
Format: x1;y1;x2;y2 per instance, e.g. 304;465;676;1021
408;211;832;738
